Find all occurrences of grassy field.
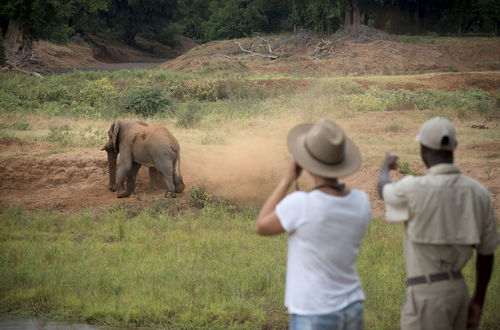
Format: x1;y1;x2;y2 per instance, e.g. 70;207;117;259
0;69;499;329
0;200;498;329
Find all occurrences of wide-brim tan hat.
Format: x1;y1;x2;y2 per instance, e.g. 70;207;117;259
287;119;361;178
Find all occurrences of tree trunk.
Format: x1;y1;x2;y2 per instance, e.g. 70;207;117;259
457;0;465;36
345;11;352;26
123;26;137;47
0;27;4;65
352;0;360;26
3;20;32;61
413;2;420;34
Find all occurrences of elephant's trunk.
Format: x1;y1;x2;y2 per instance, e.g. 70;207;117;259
106;150;118;191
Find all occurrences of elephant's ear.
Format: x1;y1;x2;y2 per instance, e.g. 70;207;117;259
112;120;121;152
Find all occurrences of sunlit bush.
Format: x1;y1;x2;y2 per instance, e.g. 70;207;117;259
122;86;174;117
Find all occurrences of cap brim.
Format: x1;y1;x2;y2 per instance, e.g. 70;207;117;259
287;123;362;178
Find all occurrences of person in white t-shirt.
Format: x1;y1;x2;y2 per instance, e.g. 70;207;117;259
255;118;371;330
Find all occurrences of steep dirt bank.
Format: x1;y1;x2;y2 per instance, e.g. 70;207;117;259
34;35;198;70
161;36;500;75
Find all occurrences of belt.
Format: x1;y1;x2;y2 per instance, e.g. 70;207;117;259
406;271;462;287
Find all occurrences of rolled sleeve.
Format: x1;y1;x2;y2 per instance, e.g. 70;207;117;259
383;178;412;223
477;200;500;255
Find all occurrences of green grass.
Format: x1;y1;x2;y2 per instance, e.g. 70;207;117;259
1;72;497;128
0;200;498;329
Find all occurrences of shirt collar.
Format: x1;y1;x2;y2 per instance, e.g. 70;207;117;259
427;163;461;175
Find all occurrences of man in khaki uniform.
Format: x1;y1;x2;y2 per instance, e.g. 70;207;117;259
377;117;498;330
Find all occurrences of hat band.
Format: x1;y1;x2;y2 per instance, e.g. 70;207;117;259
304;140;344;165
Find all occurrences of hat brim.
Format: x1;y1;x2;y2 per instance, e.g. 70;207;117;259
287;123;361;178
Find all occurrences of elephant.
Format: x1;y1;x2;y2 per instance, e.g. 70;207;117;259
102;120;185;198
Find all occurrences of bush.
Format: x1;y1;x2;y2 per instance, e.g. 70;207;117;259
122;87;174;117
36;81;69;103
176;101;203;128
170;80;218;102
190;185;213;208
77;78;116;107
46;125;73;146
12;121;30;130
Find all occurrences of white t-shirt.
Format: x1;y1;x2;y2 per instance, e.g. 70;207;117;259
276;189;371;315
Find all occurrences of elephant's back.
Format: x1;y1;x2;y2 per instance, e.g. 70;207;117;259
145;125;180;150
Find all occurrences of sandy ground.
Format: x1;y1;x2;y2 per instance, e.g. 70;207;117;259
0;109;498;220
2;36;499;217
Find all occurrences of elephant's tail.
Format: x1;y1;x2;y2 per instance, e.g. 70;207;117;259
177;150;182;178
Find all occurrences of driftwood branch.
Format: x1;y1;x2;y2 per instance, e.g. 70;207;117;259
313;38;335;57
234;41;278;60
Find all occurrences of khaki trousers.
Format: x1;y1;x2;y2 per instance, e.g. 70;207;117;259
401;279;469;330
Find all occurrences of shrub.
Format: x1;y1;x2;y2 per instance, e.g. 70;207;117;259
46;125;73;146
77;78;116;107
12;121;30;130
176;101;203;128
36;81;69;103
122;87;174;117
190;185;213;208
170;80;218;102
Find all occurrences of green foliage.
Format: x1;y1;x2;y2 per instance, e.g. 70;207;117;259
36;81;70;103
45;125;73;146
153;23;184;48
122;87;174;117
201;0;268;40
398;158;422;176
289;0;343;34
190;185;214;208
169;78;264;102
1;206;498;328
176;100;203;128
12;120;29;130
77;78;116;107
1;0;107;43
347;87;496;113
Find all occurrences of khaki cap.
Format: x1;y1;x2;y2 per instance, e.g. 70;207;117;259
287;118;361;178
416;117;457;151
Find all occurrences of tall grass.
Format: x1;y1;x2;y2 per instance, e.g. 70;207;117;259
1;72;497;125
1;199;498;329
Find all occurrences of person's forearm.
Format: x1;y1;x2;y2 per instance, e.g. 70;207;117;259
378;165;391;199
257;178;292;221
472;253;494;305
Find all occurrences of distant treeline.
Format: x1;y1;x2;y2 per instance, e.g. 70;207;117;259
0;0;499;49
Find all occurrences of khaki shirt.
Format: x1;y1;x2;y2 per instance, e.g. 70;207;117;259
383;163;499;277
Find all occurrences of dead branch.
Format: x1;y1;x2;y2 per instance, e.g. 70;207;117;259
234;41;278;60
256;36;273;54
313;38;335;57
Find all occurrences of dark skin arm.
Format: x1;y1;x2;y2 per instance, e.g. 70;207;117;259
377;152;399;199
467;253;494;329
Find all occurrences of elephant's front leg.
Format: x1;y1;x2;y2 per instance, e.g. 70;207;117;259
126;162;141;196
116;152;133;198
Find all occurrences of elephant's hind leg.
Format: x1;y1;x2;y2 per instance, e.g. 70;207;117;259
148;167;165;191
154;158;177;198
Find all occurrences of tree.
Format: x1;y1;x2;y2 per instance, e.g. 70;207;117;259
201;0;267;41
101;0;178;46
0;0;107;65
289;0;345;34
